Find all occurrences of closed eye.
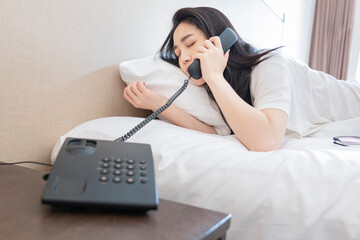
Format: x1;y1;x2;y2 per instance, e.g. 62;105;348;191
174;41;196;58
187;42;195;47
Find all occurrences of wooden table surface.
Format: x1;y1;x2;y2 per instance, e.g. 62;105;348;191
0;164;231;240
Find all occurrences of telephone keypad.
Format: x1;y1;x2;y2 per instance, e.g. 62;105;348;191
99;157;148;184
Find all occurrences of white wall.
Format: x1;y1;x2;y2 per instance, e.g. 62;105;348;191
278;0;316;63
119;0;316;64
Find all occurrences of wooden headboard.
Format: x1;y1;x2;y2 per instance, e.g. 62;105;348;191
0;0;314;169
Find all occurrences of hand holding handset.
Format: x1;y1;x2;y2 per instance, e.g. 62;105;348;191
116;27;238;141
188;27;239;80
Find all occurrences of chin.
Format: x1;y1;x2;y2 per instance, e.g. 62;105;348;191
181;67;206;86
191;78;206;86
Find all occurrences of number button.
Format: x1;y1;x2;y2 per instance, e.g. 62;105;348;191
101;163;111;168
114;163;122;169
126;178;135;184
99;176;108;182
115;158;122;163
113;177;121;183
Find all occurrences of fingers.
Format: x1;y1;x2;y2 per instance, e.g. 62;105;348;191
203;39;216;50
123;87;135;105
124;81;141;105
198;37;222;54
209;36;222;49
196;46;207;53
123;84;135;104
225;49;230;62
194;36;227;60
137;81;147;93
130;81;143;95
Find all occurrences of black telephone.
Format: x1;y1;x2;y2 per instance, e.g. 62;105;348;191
42;28;238;211
42;138;158;210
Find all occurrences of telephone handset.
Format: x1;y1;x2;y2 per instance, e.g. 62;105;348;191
115;27;238;141
188;27;239;79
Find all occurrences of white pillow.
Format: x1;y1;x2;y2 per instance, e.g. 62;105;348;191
50;116;240;164
119;56;231;135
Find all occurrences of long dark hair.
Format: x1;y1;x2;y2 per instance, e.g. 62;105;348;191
159;7;281;126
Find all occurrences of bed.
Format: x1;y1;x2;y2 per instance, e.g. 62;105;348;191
51;54;360;239
51;116;360;240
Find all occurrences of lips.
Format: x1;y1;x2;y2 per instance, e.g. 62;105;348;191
185;65;191;77
186;67;190;77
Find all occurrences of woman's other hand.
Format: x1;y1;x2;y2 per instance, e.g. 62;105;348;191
123;81;168;111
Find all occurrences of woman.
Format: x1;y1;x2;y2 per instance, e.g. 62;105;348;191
123;7;360;151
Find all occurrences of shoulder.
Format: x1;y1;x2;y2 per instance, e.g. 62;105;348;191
251;52;293;87
250;52;293;114
254;51;290;72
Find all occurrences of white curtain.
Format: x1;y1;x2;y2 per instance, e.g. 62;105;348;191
309;0;355;80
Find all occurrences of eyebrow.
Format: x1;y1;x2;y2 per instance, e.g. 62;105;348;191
173;33;194;51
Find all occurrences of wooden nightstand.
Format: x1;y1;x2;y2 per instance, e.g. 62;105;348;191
0;164;231;240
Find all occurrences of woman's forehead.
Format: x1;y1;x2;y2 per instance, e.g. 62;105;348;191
173;22;204;43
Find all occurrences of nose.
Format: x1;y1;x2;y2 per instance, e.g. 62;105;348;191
180;50;192;66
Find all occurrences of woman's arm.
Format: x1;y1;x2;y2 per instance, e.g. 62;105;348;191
207;77;287;151
123;81;217;134
159;102;217;134
195;36;288;151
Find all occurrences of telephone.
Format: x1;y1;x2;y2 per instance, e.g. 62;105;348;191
41;28;238;211
42;138;158;210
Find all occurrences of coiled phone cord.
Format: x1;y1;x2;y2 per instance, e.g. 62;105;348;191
115;76;190;142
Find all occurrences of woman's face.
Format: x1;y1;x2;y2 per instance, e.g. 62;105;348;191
173;22;207;86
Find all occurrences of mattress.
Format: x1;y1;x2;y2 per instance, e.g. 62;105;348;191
51;116;360;240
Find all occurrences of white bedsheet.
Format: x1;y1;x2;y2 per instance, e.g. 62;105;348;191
51;117;360;240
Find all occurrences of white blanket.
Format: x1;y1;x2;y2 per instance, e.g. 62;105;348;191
51;117;360;240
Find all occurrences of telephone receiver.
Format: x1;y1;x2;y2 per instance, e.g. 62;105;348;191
188;27;239;80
